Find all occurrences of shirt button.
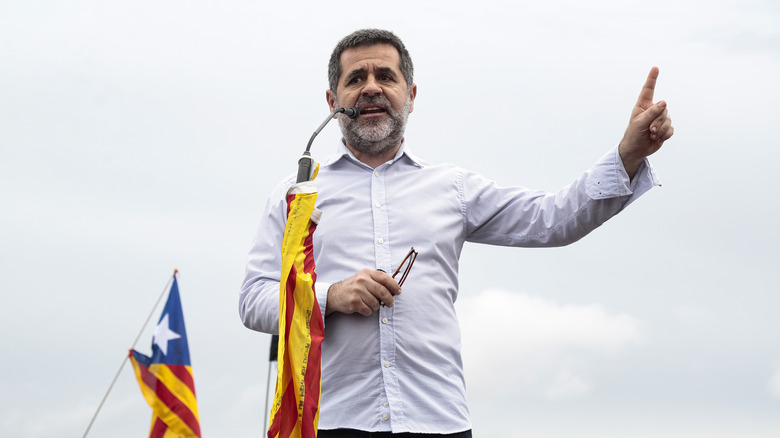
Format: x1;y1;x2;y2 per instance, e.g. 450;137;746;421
384;361;391;368
382;414;389;421
375;202;381;208
382;317;389;324
374;171;380;177
378;238;384;244
383;402;389;408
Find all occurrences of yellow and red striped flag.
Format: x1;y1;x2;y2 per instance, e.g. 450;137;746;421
268;180;325;438
130;276;201;438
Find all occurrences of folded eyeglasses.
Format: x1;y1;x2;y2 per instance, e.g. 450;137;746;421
391;247;418;287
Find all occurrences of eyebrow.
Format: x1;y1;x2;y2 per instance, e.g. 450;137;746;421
344;66;399;83
375;67;397;76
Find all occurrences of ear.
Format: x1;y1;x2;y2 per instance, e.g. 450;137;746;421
326;89;337;113
408;83;418;113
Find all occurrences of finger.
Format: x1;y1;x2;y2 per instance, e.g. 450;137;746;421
367;280;396;308
656;119;674;142
636;100;667;130
370;270;402;296
636;66;659;109
649;115;673;143
364;290;383;312
356;300;375;317
649;108;668;140
328;281;375;316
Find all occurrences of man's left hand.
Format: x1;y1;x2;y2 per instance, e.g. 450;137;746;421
619;66;675;178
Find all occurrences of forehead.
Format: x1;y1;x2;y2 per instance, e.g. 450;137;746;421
339;43;403;78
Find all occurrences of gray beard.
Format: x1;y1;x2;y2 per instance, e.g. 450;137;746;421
336;94;412;155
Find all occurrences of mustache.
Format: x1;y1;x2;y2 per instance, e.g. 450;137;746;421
354;95;392;110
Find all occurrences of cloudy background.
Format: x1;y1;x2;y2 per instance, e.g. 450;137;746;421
1;0;778;436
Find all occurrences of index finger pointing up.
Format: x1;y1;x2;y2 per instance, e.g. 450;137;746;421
636;66;660;110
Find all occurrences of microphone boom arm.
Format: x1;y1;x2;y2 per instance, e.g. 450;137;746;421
296;107;358;183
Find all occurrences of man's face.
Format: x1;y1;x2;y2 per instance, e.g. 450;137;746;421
327;44;417;155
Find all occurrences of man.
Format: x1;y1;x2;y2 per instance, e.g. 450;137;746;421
240;29;673;437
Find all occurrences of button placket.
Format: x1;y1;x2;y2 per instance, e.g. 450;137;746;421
372;165;403;428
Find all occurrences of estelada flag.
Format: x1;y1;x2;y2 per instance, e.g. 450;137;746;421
129;276;201;438
267;179;325;438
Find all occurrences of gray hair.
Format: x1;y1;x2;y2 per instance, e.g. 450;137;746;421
328;29;414;94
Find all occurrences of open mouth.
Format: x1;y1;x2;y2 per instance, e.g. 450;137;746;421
359;105;387;116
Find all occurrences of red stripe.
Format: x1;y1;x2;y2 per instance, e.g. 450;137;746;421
268;372;299;438
301;313;323;436
300;225;324;436
284;262;297;346
267;403;279;438
302;221;317;283
286;193;296;215
137;362;202;437
280;376;299;437
150;417;168;438
282;194;300;343
167;364;197;396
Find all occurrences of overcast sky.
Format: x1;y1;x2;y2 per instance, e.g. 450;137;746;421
1;0;779;437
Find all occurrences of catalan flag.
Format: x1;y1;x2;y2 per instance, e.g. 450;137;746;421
130;276;201;438
267;180;325;438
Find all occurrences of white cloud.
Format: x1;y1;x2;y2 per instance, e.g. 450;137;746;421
457;289;641;399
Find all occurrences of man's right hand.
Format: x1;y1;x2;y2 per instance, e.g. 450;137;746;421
325;269;402;317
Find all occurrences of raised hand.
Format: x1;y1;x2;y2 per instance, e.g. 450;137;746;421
619;67;674;178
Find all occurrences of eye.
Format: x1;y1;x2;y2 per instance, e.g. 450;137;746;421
378;74;392;81
348;76;362;85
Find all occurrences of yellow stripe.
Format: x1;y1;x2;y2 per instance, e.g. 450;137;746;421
148;415;185;438
162;424;181;438
148;364;200;419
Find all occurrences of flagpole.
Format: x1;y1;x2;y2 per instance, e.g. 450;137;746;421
82;270;177;438
263;360;271;437
263;334;279;436
81;356;130;438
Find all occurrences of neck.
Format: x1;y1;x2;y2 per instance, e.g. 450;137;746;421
345;140;403;169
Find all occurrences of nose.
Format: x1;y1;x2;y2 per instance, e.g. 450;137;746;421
361;75;383;97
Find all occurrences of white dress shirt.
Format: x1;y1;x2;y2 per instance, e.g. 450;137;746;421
239;141;658;433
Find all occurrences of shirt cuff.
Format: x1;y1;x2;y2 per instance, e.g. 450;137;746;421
586;146;661;205
315;281;331;325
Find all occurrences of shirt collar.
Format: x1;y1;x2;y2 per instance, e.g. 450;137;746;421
323;140;424;170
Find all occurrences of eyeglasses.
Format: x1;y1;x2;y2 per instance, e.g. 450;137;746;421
392;247;418;287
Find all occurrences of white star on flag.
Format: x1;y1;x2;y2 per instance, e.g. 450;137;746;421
153;313;181;356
